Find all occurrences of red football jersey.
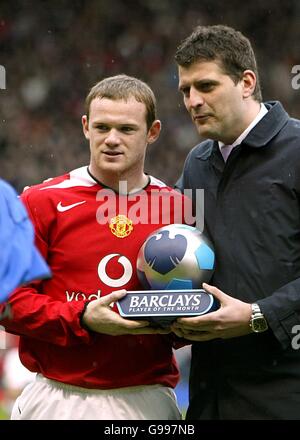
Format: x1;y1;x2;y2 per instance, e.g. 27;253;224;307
3;166;190;389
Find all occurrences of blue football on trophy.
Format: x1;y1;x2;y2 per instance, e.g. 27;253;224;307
136;224;215;290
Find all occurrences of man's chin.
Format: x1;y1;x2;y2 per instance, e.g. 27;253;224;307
196;128;213;140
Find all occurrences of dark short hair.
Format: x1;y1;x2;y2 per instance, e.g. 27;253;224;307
175;24;262;101
85;74;157;130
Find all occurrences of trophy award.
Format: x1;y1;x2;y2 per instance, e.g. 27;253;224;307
117;224;218;327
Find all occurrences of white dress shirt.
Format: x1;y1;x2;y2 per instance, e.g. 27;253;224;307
219;104;268;161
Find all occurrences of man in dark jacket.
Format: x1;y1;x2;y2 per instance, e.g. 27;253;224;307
172;24;300;419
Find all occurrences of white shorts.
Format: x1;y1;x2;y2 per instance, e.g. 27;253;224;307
11;374;181;420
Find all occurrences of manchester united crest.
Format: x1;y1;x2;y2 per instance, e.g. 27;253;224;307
109;215;133;238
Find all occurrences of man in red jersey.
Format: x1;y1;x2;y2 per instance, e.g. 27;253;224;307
0;75;189;420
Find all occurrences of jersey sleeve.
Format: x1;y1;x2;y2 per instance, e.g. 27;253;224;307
1;189;94;347
2;283;93;346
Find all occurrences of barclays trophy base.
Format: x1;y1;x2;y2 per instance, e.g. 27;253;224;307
117;289;219;328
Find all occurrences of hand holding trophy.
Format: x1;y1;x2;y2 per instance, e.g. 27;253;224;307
117;224;218;327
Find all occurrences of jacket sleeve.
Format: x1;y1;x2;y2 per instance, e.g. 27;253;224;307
258;161;300;351
258;278;300;351
0;190;94;347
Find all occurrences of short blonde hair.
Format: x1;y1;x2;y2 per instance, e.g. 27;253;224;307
85;74;157;130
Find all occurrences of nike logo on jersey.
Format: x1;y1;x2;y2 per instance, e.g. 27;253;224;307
57;201;86;212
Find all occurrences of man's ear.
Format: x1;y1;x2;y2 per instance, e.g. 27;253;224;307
147;120;161;144
82;115;90;140
242;69;257;99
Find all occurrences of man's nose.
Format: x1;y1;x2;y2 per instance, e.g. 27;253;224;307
105;129;121;146
188;87;205;108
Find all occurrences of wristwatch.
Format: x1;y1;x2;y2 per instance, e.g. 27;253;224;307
249;303;268;333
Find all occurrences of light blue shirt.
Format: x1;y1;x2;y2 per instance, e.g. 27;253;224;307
0;179;51;302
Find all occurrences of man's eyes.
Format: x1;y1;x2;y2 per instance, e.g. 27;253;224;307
95;125;135;132
96;125;109;131
121;126;134;132
199;83;215;92
180;83;216;96
180;87;190;97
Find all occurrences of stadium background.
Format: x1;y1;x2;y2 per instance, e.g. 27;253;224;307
0;0;299;419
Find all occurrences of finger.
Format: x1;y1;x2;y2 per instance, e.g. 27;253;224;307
100;289;127;306
202;282;227;301
132;327;171;335
178;331;216;342
117;316;153;328
175;314;218;329
171;327;185;338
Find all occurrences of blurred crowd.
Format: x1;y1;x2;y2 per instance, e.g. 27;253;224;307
0;0;299;418
0;0;299;192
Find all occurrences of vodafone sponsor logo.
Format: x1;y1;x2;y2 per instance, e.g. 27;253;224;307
65;290;101;301
98;254;132;288
65;254;133;301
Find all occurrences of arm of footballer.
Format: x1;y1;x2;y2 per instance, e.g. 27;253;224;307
171;283;252;341
81;290;171;336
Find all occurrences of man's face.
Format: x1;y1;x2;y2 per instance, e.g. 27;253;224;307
82;97;160;184
178;60;248;144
